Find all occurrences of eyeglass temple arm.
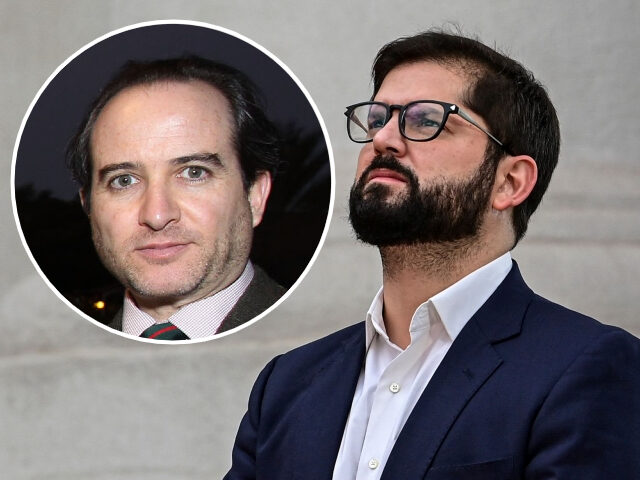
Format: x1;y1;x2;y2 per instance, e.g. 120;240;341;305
456;108;506;149
345;109;368;134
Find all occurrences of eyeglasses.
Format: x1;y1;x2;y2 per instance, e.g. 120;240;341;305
344;100;507;151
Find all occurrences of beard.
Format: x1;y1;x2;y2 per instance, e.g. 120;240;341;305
348;155;496;247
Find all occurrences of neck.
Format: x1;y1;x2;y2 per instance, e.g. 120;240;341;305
127;261;250;323
379;234;506;349
128;266;246;323
129;293;182;322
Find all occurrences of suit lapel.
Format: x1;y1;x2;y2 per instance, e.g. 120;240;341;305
287;325;366;479
382;263;533;479
218;265;285;333
108;307;123;331
382;320;502;479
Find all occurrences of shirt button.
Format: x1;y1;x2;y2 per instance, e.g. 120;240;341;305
368;458;379;469
389;382;401;393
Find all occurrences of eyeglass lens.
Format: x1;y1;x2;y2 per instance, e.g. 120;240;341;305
348;102;446;142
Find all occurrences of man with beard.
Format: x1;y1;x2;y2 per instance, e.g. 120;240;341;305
225;31;640;478
67;57;285;340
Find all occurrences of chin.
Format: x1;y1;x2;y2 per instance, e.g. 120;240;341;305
123;269;206;301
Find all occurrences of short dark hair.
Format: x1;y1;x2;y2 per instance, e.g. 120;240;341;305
372;30;560;245
67;56;280;208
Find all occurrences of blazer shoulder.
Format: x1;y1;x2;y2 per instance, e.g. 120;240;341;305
495;262;634;349
268;323;365;383
503;291;640;377
280;323;364;363
525;303;640;478
526;292;632;342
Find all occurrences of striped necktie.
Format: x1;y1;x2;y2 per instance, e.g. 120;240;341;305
140;322;189;340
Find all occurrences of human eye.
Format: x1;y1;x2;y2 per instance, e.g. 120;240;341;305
417;114;441;128
178;165;210;181
407;111;441;129
366;105;388;131
368;114;386;130
108;174;139;190
404;106;443;137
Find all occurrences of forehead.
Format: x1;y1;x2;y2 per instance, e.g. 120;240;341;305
374;61;469;105
90;80;235;167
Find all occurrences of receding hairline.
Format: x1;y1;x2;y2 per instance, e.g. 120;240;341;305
93;78;234;125
88;78;237;170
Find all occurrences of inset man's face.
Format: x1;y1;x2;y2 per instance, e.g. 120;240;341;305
85;80;270;308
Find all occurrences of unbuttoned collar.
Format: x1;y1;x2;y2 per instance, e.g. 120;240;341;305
365;252;513;350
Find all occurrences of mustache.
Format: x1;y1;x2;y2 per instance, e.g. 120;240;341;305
357;155;418;187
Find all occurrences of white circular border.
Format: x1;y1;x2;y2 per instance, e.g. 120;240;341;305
10;19;336;345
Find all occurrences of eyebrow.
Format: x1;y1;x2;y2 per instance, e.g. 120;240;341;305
96;162;140;183
96;152;225;183
170;152;224;169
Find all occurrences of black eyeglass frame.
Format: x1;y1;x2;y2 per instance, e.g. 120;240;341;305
344;100;509;154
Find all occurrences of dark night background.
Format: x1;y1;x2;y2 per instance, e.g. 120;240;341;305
14;23;332;324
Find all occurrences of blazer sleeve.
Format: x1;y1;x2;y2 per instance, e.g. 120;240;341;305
224;355;281;480
526;328;640;479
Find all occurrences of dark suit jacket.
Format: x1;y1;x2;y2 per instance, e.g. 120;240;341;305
107;265;285;335
225;262;640;479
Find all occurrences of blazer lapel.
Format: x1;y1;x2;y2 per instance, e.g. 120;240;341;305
108;307;123;331
287;325;367;479
382;262;533;479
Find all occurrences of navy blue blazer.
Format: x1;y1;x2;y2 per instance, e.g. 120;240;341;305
225;263;640;479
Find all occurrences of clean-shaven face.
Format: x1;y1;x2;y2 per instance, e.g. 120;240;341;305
87;80;264;307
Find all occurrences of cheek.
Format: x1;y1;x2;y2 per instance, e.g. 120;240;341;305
355;145;375;179
444;139;488;174
183;190;248;233
89;199;133;247
407;142;478;179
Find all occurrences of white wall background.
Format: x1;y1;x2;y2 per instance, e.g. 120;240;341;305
2;1;639;478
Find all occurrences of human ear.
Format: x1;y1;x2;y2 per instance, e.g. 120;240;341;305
79;188;89;215
491;155;538;211
248;171;272;227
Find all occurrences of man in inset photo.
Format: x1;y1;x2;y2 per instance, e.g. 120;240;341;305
15;24;331;342
66;57;284;340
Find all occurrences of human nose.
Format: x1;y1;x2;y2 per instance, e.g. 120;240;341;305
371;111;407;156
137;181;180;231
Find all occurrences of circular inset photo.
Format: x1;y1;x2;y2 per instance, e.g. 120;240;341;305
12;20;334;343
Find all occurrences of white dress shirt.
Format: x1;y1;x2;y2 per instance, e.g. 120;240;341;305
332;253;513;479
121;261;254;339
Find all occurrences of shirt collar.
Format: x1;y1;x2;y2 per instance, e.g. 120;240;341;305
365;252;512;349
122;261;254;339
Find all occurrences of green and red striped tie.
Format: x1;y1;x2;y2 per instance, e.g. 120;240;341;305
140;322;189;340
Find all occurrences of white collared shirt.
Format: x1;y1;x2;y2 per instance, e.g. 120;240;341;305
332;253;513;479
121;261;254;339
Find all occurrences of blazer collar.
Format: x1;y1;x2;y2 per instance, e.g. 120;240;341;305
470;260;533;343
382;261;534;479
